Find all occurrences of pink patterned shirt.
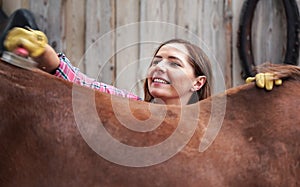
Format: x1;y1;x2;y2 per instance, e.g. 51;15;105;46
53;53;142;100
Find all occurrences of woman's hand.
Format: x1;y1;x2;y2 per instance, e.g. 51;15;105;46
246;73;282;91
4;27;60;73
4;27;48;58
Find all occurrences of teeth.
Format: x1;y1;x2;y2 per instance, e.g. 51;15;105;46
153;78;168;84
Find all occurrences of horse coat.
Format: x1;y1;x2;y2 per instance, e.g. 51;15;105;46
0;60;299;187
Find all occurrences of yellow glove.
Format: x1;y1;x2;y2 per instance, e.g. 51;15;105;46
4;27;48;58
246;73;282;91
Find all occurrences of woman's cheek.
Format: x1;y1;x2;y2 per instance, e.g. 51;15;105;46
146;67;153;77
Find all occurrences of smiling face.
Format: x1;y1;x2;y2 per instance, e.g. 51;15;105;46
146;43;206;105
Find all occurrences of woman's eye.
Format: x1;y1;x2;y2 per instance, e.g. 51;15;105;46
170;62;181;67
151;60;160;65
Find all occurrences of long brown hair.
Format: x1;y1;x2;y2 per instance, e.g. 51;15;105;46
143;39;213;104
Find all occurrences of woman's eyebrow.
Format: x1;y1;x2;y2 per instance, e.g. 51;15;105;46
168;56;183;63
154;55;182;62
168;56;180;60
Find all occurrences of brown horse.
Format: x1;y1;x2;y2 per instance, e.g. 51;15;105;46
0;60;299;187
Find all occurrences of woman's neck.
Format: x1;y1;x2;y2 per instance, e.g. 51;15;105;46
153;97;190;106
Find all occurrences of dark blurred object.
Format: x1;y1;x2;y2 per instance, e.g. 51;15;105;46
0;9;39;54
0;8;8;32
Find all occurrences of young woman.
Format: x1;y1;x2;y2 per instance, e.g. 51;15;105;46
4;27;280;105
144;39;211;105
4;27;212;105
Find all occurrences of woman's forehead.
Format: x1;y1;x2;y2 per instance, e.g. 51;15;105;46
158;43;189;56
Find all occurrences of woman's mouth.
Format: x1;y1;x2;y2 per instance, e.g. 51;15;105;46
152;78;170;84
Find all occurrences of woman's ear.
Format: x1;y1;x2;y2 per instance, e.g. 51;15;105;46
191;76;206;91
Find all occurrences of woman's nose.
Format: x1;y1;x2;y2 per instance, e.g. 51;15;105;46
155;61;167;72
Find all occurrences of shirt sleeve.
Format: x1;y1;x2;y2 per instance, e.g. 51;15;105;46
53;53;142;101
